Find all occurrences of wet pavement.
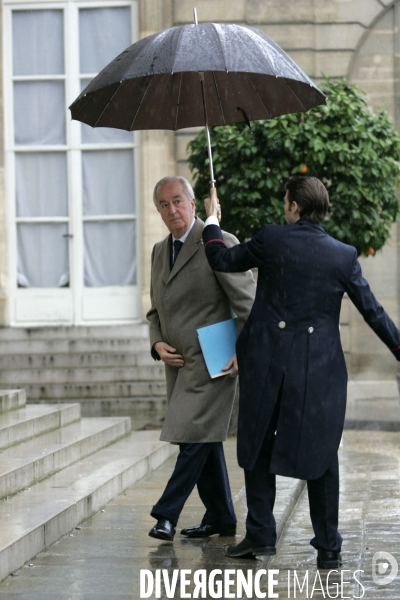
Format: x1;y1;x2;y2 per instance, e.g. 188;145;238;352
268;431;400;599
0;425;398;599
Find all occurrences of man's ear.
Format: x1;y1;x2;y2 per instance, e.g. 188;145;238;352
292;200;300;214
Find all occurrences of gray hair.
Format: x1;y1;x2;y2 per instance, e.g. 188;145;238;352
153;176;195;207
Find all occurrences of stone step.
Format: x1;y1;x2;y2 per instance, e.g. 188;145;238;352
0;430;178;581
0;416;131;500
0;351;156;369
0;324;149;341
19;381;166;400
0;365;165;385
347;379;398;401
29;397;168;417
0;403;81;450
0;337;151;355
0;389;26;413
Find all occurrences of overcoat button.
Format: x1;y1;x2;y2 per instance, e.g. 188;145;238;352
308;327;314;334
278;321;286;329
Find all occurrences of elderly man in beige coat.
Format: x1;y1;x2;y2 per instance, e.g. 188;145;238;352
147;176;256;541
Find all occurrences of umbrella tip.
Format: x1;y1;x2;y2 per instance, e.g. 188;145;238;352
193;7;198;25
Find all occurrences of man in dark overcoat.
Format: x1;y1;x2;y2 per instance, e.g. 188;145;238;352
202;176;400;568
146;176;256;542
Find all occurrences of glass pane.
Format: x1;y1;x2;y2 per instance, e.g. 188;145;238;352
81;77;133;143
16;153;68;217
79;7;131;74
84;220;136;287
17;223;69;288
14;81;66;145
82;150;135;215
12;10;64;76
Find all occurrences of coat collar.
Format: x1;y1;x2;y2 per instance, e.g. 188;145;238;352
162;217;205;285
294;219;326;234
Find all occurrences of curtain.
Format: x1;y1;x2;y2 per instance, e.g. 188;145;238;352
13;7;136;289
79;7;131;74
82;150;135;286
13;11;65;146
13;9;68;288
12;10;64;76
17;224;69;287
79;8;132;145
16;153;68;218
80;9;135;288
84;221;136;287
14;81;66;146
82;150;135;215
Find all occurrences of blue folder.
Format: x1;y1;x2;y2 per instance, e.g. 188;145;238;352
197;318;237;379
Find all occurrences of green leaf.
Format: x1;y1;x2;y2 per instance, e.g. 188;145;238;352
188;77;400;255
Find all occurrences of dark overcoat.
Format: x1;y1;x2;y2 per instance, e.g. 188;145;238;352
147;217;256;443
203;219;400;480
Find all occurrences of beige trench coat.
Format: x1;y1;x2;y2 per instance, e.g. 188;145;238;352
147;217;256;443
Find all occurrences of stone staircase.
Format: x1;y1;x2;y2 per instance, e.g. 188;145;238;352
0;325;167;415
0;388;177;582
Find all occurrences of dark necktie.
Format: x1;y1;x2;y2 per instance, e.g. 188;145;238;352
173;240;183;266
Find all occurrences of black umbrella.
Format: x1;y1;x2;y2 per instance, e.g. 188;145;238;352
69;10;325;186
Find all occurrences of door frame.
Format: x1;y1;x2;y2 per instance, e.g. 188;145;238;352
3;0;142;326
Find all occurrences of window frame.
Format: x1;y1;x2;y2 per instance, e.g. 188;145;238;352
3;0;141;324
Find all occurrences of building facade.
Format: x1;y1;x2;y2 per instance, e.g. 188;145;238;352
0;0;399;379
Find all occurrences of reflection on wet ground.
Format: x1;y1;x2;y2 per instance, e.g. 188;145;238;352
0;431;399;599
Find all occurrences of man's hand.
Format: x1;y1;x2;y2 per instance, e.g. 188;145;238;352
204;187;221;221
154;342;185;367
222;354;238;377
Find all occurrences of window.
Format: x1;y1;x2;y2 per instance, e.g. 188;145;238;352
13;9;69;287
6;1;139;296
79;6;137;287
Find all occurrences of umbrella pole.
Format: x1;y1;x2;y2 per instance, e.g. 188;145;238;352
199;72;216;188
204;123;216;189
195;10;216;189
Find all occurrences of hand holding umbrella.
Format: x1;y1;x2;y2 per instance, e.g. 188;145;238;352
204;188;221;220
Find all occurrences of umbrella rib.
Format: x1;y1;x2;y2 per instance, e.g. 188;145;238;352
70;93;92;119
211;23;228;71
212;72;225;125
174;73;183;130
245;73;272;119
93;81;125;127
129;76;154;130
171;26;186;74
282;78;307;111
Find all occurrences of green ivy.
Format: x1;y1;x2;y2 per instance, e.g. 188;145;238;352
188;78;400;256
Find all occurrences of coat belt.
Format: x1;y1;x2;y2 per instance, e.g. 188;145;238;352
272;320;341;339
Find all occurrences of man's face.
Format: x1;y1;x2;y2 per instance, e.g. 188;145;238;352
155;180;195;238
283;190;299;224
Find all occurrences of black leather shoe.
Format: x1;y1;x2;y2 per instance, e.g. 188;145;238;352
225;536;276;559
148;518;176;541
317;549;342;569
180;523;237;538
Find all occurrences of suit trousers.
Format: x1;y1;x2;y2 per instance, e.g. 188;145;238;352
244;398;343;552
151;441;237;527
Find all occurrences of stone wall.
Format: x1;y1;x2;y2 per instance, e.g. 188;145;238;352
138;0;177;316
346;3;399;379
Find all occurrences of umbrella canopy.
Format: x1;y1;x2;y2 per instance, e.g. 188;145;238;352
69;22;325;132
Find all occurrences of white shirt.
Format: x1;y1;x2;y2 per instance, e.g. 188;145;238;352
204;215;220;227
172;217;196;243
